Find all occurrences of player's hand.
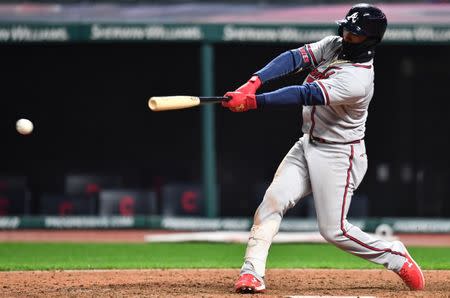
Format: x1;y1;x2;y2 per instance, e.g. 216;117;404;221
235;75;262;94
222;92;257;112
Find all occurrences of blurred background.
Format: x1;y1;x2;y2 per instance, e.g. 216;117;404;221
0;0;449;233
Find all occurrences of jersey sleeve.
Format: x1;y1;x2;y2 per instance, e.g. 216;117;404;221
256;83;326;107
254;35;340;83
315;71;367;106
254;48;311;84
303;35;341;67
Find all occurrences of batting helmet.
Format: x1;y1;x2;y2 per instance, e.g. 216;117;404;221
336;3;387;42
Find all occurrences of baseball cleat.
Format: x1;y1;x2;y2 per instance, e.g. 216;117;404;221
234;273;266;293
395;242;425;290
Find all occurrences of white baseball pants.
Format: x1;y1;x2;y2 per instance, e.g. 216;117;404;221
243;135;407;278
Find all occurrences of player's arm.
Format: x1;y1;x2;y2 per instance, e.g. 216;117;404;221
222;44;322;111
254;35;338;84
224;47;313;99
222;82;325;112
256;83;327;107
253;47;313;84
256;73;366;108
223;36;337;103
223;74;366;112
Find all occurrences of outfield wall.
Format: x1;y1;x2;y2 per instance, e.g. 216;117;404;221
1;216;450;234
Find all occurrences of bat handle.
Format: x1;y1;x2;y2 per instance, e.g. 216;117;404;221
199;96;231;103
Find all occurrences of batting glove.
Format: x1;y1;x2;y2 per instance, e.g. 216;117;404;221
235;75;262;94
222;91;257;112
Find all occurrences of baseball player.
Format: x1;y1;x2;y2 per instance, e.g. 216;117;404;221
222;4;425;293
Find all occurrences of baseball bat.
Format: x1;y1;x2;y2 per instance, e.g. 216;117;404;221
148;96;229;111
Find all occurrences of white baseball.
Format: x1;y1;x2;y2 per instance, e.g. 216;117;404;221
16;118;34;135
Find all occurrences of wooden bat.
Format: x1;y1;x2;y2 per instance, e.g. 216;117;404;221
148;96;229;111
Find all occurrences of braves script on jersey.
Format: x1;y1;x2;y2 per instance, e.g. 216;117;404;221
301;36;374;143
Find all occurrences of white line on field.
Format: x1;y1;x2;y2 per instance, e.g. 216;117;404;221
286;296;376;298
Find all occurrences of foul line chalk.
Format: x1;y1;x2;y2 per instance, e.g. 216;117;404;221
286;296;376;298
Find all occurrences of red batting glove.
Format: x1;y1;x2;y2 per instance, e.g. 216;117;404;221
222;92;257;112
235;75;262;94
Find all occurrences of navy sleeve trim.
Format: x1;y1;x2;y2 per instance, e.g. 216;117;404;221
256;82;326;107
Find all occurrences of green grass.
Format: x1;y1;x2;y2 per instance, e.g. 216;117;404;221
0;242;449;271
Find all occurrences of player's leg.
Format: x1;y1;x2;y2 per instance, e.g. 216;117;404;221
306;140;424;290
235;137;312;293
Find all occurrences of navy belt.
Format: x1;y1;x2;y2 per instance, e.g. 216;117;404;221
310;135;362;145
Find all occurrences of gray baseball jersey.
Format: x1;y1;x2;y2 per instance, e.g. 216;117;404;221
302;36;374;143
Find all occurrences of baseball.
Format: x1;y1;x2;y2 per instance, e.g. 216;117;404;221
16;118;34;135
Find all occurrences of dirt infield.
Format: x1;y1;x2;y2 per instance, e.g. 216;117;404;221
1;231;449;297
1;268;450;297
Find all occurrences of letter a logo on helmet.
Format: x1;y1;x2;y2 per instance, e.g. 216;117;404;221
347;12;359;23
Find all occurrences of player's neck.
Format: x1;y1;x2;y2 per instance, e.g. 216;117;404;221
339;39;377;63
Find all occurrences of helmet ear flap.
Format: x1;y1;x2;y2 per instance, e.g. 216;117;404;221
338;25;343;37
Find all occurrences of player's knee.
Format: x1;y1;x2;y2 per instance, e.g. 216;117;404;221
319;226;344;244
262;185;293;215
261;188;284;214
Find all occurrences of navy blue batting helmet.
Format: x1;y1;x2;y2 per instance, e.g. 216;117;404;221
337;3;388;42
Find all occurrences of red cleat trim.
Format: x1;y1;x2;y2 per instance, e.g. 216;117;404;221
396;244;425;291
234;273;266;294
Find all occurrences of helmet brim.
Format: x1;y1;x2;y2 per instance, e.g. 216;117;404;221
336;19;367;36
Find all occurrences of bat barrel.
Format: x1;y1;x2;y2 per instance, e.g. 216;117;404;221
148;95;229;111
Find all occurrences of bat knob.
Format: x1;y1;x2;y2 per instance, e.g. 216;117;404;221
148;98;158;110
